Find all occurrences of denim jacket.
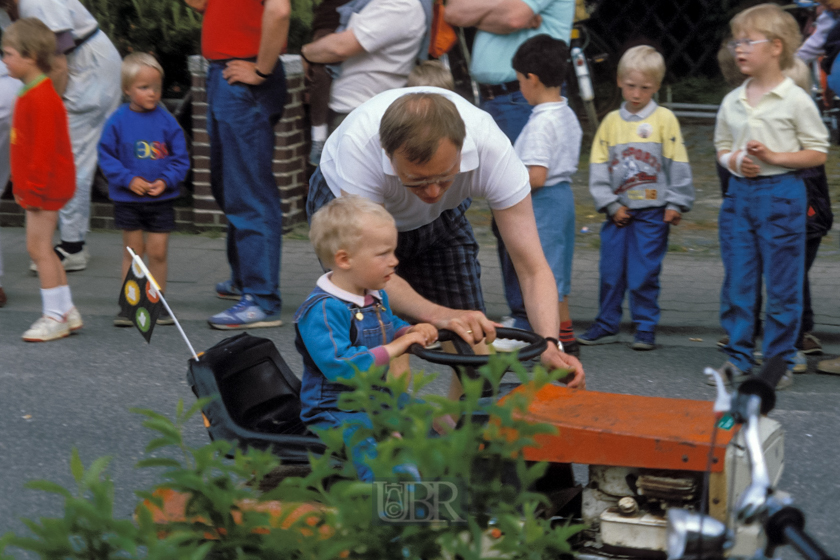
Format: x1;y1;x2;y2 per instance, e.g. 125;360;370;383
295;277;410;426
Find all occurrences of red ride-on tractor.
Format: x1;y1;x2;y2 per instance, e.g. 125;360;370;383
148;330;784;558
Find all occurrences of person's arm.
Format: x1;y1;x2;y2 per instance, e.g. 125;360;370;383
184;0;207;13
445;0;538;34
588;117;621;215
97;118;135;190
444;0;505;27
49;53;68;97
797;10;835;63
159;117;191;189
222;0;291;85
492;197;585;387
300;28;365;64
745;145;827;169
299;298;386;381
384;274;498;346
528;166;547;189
661;115;694;216
746;92;829;170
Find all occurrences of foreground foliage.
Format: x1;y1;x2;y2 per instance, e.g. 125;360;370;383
1;355;582;559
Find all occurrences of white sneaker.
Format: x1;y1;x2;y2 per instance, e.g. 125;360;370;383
65;307;83;332
491;316;528;352
491;337;529;353
776;372;794;390
29;246;89;273
22;315;71;342
499;316;516;328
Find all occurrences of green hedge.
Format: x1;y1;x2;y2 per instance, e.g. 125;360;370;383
80;0;316;97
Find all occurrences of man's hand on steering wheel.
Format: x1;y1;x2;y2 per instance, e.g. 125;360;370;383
433;309;497;345
541;344;586;389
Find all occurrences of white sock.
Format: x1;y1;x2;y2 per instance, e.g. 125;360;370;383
57;284;74;316
41;287;64;320
311;124;328;142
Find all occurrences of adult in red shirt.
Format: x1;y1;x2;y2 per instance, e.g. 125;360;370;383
185;0;291;330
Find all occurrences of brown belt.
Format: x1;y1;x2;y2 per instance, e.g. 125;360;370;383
478;80;520;100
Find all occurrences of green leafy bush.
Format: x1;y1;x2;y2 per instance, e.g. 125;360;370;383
1;356;583;559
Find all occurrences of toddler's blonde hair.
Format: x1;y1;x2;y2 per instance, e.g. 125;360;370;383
310;195;396;266
783;57;812;91
617;45;666;86
121;52;164;92
731;3;802;70
406;60;455;90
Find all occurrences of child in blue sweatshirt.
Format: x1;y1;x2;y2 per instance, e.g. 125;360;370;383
98;53;190;326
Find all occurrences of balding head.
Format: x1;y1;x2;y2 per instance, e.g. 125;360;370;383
380;92;466;164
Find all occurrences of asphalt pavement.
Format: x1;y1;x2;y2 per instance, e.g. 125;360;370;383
1;225;840;557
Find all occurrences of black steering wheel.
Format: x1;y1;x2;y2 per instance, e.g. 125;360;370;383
408;327;548;399
408;327;547;366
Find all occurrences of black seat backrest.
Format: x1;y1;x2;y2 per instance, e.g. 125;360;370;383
195;333;308;436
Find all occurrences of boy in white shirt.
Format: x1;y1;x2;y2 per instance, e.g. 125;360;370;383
493;34;583;356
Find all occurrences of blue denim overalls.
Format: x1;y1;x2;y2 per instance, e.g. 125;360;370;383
295;287;404;481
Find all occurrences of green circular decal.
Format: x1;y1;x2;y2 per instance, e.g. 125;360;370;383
135;307;152;332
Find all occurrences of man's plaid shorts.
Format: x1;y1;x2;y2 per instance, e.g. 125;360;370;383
307;168;485;312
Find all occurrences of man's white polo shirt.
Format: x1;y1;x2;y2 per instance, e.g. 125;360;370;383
319;86;531;232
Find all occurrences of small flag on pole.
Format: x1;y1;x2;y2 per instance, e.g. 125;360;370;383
119;248;199;360
119;256;162;343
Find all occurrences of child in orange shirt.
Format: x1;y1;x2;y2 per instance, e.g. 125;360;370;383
3;18;80;341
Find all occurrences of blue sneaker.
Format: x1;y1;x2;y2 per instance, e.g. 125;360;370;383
577;325;619;346
216;280;242;301
208;295;283;330
631;331;656;351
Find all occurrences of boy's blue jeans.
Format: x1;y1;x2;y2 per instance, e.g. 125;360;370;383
719;173;805;372
479;90;533;143
593;207;669;335
206;62;287;314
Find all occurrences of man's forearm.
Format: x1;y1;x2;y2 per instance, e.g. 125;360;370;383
445;0;536;34
301;29;364;64
384;274;449;325
519;266;560;338
50;53;68;97
476;0;539;34
256;0;291;74
444;0;501;27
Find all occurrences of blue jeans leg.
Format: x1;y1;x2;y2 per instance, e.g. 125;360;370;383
799;235;821;338
759;177;805;366
479;90;533;143
594;218;628;333
720;191;763;347
727;182;763;371
625;208;669;333
719;190;735;340
726;175;805;371
206;63;287;314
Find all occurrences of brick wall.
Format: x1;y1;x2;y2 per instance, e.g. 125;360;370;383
0;54;309;233
189;54;308;232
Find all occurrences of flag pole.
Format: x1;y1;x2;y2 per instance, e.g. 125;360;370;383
126;247;199;361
